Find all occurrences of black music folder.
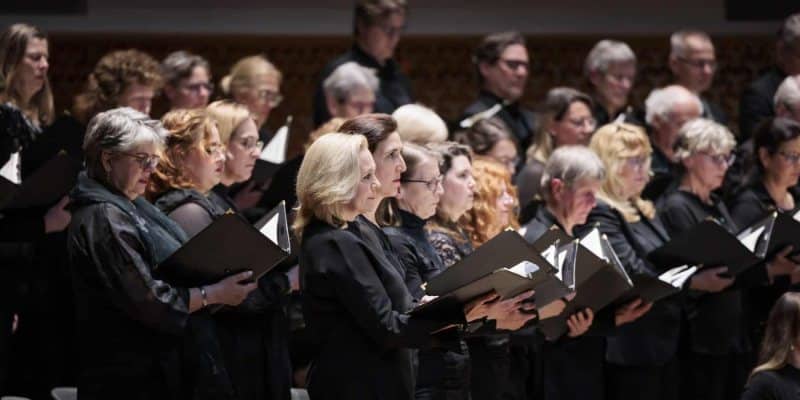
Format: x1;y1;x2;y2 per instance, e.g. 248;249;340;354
647;220;762;276
251;159;281;187
748;211;800;261
156;202;291;287
537;227;634;340
411;231;570;319
0;151;81;210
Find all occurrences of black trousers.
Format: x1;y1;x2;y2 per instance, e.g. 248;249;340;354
605;356;680;400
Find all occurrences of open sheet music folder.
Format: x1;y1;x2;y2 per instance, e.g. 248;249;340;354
156;202;291;287
410;230;571;320
0;151;81;210
648;219;764;276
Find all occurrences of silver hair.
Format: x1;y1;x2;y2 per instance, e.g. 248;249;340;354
644;85;703;125
83;107;166;178
584;39;637;76
161;50;210;86
674;118;736;161
669;30;712;59
323;61;379;103
774;75;800;109
540;145;605;204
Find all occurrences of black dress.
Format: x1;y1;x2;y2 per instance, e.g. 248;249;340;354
299;217;461;400
384;209;471;400
460;90;537;153
660;190;766;400
740;365;800;400
66;173;192;399
580;200;682;400
728;182;800;351
156;188;293;400
312;45;413;126
524;206;609;400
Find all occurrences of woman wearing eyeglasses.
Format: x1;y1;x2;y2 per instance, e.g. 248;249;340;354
220;55;283;144
66;108;257;400
162;51;213;111
518;88;597;223
660;118;798;400
728;117;800;358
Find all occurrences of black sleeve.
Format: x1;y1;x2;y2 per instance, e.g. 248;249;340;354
68;204;190;335
739;84;773;142
308;233;462;349
387;233;426;300
728;191;768;230
739;371;780;400
583;204;659;278
166;202;214;239
659;200;699;237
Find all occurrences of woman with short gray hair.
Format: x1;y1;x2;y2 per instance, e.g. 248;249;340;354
585;39;638;126
67;107;257;399
323;61;379;120
161;50;213;110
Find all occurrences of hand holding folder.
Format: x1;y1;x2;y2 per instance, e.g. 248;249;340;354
155;202;291;287
0;151;81;210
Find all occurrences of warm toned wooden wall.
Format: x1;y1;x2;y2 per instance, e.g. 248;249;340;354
46;33;774;157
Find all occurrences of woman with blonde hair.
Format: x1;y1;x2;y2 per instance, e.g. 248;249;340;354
296;132;488;400
741;292;800;399
205;99;262;211
220;55;282;139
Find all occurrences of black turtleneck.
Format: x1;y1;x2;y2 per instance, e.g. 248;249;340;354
383;209;445;300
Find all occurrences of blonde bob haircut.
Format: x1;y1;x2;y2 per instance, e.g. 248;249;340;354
293;133;369;239
219;55;282;99
392;104;449;145
205;100;252;145
589;123;655;222
673;118;736;162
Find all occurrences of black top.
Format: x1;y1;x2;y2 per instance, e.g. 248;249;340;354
426;220;474;269
739;66;787;141
741;364;800;400
728;181;800;229
580;200;683;366
460;90;538;151
19;114;84;179
700;96;728;125
299;217;459;400
154;188;227;238
312;44;413;126
659;190;759;355
383;209;445;300
209;183;238;212
66;173;190;398
590;100;645;129
643;139;680;202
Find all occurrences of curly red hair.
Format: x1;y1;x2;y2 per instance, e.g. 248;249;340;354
459;157;520;247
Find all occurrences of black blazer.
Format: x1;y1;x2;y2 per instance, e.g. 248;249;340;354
460;90;538;151
299;218;459;400
659;190;761;355
581;200;683;366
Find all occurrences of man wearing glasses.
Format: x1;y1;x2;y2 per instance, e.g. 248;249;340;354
669;30;727;125
460;31;537;153
312;0;412;127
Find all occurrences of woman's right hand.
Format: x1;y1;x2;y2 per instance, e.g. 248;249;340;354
689;266;734;293
206;270;259;306
44;196;71;233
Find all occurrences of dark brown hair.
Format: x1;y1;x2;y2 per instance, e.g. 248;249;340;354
473;31;526;83
750;292;800;378
0;23;53;125
354;0;408;36
453;117;515;155
338;113;398;152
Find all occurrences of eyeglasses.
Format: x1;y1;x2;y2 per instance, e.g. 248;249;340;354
236;137;264;152
204;143;226;158
257;89;283;107
698;152;735;167
677;57;718;70
377;23;406;38
624;155;650;170
402;175;443;192
181;82;214;93
777;151;800;165
565;117;597;130
116;151;160;170
499;58;529;71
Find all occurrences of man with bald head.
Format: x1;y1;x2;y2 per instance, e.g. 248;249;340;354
669;30;727;124
642;85;703;200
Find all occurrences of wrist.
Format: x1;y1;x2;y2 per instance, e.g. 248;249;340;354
200;286;209;307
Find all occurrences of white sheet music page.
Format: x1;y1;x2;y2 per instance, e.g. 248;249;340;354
259;213;280;245
507;261;540;279
259;116;292;164
738;225;766;253
659;265;698;288
0;152;20;184
580;228;605;261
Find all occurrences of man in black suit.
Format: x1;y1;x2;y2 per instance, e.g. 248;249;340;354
739;13;800;140
669;30;727;125
460;31;537;153
312;0;412;127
